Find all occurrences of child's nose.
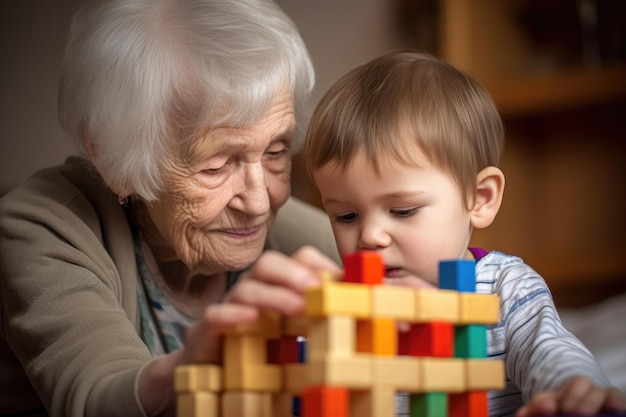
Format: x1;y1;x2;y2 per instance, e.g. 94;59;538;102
358;223;391;250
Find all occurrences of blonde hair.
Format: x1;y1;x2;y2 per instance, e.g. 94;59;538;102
305;50;504;208
58;0;314;200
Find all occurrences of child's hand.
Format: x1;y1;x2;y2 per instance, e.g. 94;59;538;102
516;376;625;417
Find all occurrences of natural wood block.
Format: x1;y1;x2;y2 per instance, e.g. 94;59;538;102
414;289;459;323
350;387;396;417
458;293;500;324
356;318;397;356
308;316;355;360
224;364;282;392
221;391;272;417
177;392;218;417
283;315;310;337
174;365;222;393
465;359;505;391
420;358;466;393
305;282;371;318
223;335;266;369
307;355;372;388
371;285;415;320
271;392;295;417
283;363;307;394
371;356;421;392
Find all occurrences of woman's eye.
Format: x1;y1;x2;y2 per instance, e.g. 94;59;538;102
335;213;358;223
391;207;418;217
203;162;227;174
265;148;288;158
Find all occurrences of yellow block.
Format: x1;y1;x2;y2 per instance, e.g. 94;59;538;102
420;358;466;392
371;285;415;320
466;359;505;390
305;282;371;318
414;289;460;323
459;293;500;324
177;392;218;417
307;354;372;388
175;365;222;393
308;316;356;360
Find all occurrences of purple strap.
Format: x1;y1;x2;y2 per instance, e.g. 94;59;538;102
468;247;489;260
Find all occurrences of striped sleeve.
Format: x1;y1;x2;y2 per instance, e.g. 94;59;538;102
477;252;613;416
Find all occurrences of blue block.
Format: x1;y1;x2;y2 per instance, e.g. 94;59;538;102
438;259;476;292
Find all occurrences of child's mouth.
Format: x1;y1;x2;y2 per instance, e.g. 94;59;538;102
384;266;405;278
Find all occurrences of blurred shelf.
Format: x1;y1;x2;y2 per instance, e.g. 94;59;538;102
490;63;626;117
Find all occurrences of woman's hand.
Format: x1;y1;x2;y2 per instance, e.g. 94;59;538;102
184;246;339;364
516;376;625;417
138;246;339;416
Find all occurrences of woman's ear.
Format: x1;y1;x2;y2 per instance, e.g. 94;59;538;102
470;166;505;229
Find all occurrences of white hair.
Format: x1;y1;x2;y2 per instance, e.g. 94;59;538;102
58;0;315;200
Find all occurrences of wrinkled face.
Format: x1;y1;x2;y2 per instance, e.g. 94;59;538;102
312;146;474;286
143;91;294;275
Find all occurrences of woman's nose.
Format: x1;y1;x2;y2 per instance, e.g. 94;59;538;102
358;221;391;250
230;163;270;215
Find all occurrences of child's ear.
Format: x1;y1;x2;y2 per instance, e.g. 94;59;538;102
470;166;505;229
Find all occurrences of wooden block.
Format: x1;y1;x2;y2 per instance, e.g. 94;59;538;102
439;260;476;292
283;315;310;337
343;251;384;285
420;358;466;393
221;309;281;338
399;322;453;357
356;318;397;356
305;282;371;318
175;365;222;393
465;359;505;391
449;391;488;417
177;392;218;417
414;290;459;323
222;391;272;417
224;364;282;392
458;293;500;324
307;355;372;388
371;285;415;320
317;269;343;283
267;335;300;364
350;387;396;417
271;392;295;417
410;392;448;417
308;316;355;360
303;386;349;417
223;335;266;368
283;363;308;394
371;356;421;392
454;325;487;358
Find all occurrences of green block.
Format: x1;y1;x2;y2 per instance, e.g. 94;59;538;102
410;393;448;417
454;325;487;358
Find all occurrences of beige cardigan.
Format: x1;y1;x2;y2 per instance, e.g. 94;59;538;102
0;156;339;417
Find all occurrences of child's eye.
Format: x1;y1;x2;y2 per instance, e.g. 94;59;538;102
391;207;418;217
335;212;358;223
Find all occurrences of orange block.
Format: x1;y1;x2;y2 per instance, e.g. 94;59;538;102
356;318;397;356
303;386;349;417
449;391;489;417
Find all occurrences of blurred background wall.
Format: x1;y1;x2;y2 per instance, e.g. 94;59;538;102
1;0;625;307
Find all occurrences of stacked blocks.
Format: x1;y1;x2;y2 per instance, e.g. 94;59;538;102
175;251;504;417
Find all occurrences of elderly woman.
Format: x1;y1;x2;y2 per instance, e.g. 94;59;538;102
0;0;340;416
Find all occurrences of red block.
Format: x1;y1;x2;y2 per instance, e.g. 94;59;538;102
303;386;349;417
398;322;453;357
267;336;300;364
342;251;384;285
449;391;488;417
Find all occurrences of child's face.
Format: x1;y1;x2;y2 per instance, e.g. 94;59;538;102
312;146;474;286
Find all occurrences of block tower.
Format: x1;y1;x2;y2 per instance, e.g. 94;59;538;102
174;251;504;417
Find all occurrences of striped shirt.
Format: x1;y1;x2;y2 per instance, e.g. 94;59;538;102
398;250;613;417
